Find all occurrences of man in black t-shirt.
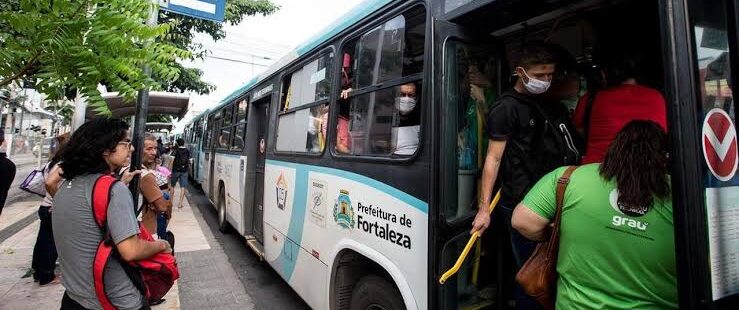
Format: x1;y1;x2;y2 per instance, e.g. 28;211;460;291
471;44;556;309
171;138;191;209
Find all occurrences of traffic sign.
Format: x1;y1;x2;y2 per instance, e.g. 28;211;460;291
702;108;738;182
159;0;225;22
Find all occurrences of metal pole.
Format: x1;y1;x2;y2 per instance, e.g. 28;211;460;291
36;134;42;167
128;2;158;209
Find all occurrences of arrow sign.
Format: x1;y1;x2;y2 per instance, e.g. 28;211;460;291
159;0;225;22
702;108;738;182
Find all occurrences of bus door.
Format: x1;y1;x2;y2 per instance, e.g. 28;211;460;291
250;97;270;244
434;18;505;309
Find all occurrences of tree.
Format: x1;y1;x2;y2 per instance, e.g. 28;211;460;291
157;0;279;95
0;0;189;115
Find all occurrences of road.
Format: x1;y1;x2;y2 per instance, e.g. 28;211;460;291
186;185;310;310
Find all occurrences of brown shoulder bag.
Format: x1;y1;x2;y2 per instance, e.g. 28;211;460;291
515;166;578;310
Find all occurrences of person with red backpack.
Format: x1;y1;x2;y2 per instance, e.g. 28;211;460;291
53;118;174;310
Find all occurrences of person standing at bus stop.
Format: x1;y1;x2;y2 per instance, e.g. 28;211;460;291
471;43;556;309
0;130;16;216
171;138;190;209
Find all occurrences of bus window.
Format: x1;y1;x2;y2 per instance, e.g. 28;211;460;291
231;123;246;152
351;6;425;89
219;127;231;149
276;53;334;153
237;99;248;122
337;5;426;157
223;103;234;127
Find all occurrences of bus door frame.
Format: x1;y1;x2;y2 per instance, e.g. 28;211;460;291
432;17;506;309
661;0;739;307
244;95;271;243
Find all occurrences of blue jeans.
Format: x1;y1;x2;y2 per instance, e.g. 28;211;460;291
498;205;543;310
171;172;188;187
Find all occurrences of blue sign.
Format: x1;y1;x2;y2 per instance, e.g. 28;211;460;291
159;0;226;22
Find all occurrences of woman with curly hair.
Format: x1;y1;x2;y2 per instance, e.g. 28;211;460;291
512;120;677;309
52;118;171;310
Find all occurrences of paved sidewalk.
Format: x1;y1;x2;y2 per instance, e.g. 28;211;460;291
0;185;215;310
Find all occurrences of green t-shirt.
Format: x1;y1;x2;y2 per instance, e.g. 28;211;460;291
522;164;678;309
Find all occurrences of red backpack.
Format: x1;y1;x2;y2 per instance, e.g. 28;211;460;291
91;175;179;309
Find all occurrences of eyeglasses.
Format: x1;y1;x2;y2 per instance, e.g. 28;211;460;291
118;140;132;150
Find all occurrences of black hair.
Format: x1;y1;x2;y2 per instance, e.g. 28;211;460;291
0;129;4;144
600;120;670;215
176;138;184;146
58;118;130;180
515;42;556;70
605;55;640;86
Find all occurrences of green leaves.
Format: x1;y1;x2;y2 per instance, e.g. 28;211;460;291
0;0;190;115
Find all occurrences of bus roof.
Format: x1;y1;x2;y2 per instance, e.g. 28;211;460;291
215;0;394;109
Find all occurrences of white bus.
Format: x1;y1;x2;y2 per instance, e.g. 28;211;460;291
183;0;739;308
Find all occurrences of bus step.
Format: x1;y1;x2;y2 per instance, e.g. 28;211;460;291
245;236;264;261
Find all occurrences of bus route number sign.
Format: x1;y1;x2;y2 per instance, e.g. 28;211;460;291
702;108;738;182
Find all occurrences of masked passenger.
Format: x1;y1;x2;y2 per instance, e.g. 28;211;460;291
392;83;420;155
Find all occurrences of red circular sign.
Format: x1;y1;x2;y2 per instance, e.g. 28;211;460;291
702;108;738;181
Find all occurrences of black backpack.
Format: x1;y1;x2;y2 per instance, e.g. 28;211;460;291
497;92;583;181
172;148;190;172
530;101;583;179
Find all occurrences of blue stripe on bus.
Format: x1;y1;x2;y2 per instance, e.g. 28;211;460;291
281;166;310;280
266;159;428;214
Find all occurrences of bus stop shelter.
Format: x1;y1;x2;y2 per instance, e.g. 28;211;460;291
85;91;189;120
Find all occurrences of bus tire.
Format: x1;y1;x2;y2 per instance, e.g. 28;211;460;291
217;187;230;233
349;275;405;310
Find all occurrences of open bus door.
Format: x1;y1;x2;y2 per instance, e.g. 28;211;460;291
666;0;739;308
434;18;507;309
244;95;271;253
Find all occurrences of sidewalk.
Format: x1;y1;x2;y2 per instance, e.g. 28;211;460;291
0;186;213;309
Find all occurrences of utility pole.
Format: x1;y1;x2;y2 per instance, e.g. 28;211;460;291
128;1;158;209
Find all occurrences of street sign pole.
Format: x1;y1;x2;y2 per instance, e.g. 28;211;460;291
129;2;159;209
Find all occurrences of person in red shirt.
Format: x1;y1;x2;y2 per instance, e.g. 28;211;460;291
572;57;667;164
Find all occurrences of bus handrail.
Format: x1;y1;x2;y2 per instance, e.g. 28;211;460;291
438;189;502;285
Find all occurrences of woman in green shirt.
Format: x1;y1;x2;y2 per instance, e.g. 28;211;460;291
512;120;677;309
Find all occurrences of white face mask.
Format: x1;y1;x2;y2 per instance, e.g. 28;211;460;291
395;97;417;115
519;67;551;94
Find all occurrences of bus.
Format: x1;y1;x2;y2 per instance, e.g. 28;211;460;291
182;113;207;184
182;0;738;309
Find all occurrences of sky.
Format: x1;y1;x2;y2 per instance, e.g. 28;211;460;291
175;0;364;130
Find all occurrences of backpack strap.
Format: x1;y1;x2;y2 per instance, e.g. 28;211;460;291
91;175;118;310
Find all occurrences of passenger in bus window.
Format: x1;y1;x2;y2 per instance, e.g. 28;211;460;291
471;43;558;310
392;83;420;155
572;55;667;164
340;53;353;99
335;104;352;154
307;104;328;152
512;121;677;309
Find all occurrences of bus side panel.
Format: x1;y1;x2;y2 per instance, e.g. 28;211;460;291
215;152;246;234
263;160;428;309
263;222;329;310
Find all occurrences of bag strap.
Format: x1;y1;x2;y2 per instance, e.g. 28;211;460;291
91;175;118;310
547;166;578;253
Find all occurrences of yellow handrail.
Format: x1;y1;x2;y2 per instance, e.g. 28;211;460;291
438;189;501;284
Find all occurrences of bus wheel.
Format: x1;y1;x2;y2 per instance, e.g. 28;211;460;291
217;187;229;233
350;275;405;310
